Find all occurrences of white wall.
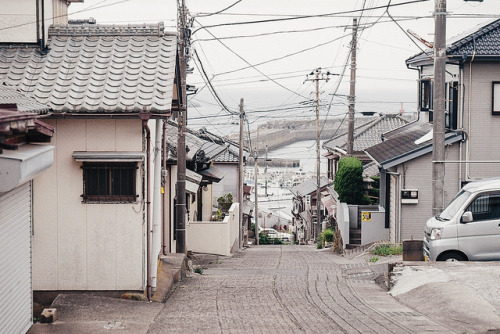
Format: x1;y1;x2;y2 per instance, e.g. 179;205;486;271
186;203;240;256
0;0;68;43
336;202;350;248
33;119;145;290
212;163;235;203
360;209;388;244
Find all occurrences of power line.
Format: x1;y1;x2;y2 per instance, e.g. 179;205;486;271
196;0;244;18
193;49;237;115
191;0;431;34
195;19;310;99
203;32;351;78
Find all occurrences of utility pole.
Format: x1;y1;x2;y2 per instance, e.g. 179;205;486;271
238;98;244;249
347;18;358;156
432;0;446;215
265;145;268;197
176;0;188;254
305;68;330;241
254;149;259;245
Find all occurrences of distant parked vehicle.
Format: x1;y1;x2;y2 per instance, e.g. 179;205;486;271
424;177;500;261
259;227;291;242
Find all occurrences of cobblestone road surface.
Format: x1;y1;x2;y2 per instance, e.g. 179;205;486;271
148;246;452;334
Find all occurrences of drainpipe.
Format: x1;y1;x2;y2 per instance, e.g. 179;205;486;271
168;164;172;253
151;120;162;293
385;171;402;243
162;120;167;255
466;49;476;181
140;112;152;301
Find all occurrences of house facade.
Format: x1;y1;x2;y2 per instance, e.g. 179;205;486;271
0;15;178;299
290;177;330;243
365;19;500;244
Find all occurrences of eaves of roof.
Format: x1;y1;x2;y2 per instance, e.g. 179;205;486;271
290;177;330;197
365;123;464;170
0;86;51;114
165;122;228;163
406;19;500;67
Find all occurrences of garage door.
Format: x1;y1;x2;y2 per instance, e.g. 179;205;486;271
0;182;33;334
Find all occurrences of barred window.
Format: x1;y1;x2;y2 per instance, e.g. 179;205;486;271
82;162;137;203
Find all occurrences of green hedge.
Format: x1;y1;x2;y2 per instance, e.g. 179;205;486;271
334;157;370;205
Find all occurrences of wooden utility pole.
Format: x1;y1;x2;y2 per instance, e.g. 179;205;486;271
432;0;446;215
305;68;330;240
347;18;358;156
176;0;188;254
265;145;268;197
254;150;259;245
238;98;244;249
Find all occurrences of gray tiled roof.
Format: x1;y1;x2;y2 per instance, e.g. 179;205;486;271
407;19;500;66
165;122;228;163
365;122;463;168
0;86;51;114
323;114;410;152
0;23;177;114
214;149;239;163
290;177;330;197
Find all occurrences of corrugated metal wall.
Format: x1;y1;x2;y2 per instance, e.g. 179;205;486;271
0;182;33;334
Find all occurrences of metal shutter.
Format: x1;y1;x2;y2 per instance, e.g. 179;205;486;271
0;182;33;334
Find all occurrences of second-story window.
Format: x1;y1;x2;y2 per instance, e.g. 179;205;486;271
419;79;433;112
493;82;500;115
446;81;459;130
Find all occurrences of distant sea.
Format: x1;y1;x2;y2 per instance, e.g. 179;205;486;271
267;140;329;176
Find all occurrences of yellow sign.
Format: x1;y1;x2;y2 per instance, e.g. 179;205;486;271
361;212;371;222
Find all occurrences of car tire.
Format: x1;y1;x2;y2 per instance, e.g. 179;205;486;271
438;253;466;262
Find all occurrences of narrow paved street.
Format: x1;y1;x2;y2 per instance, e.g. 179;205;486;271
148;246;450;333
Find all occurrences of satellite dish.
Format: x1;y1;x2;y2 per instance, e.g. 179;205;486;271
258;212;262;218
267;213;272;218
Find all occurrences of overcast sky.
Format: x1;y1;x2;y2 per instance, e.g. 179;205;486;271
69;0;500;136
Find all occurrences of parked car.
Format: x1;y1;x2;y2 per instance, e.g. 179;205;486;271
259;227;291;242
424;177;500;261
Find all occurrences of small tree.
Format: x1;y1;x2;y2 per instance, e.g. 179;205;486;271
217;193;233;213
334;157;370;204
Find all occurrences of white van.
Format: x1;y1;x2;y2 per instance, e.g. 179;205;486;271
424;177;500;261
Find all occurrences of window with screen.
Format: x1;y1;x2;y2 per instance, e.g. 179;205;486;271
82;162;137;203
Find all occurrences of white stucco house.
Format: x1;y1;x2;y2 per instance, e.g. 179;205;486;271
0;0;179;302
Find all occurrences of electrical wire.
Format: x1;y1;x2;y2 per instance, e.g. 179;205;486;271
196;0;245;18
195;19;310;100
191;0;431;34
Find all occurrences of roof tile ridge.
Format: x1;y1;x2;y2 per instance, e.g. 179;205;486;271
49;22;175;37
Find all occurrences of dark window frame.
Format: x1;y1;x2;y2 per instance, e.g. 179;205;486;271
82;162;138;203
466;191;500;222
446;81;459;130
492;81;500;115
419;79;433;112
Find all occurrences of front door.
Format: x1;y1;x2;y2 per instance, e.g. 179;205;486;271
457;190;500;260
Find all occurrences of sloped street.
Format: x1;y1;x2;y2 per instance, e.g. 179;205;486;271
148;246;449;334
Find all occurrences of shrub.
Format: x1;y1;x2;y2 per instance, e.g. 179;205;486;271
372;243;402;256
334;157;370;205
322;228;334;243
259;233;282;245
217;193;233;213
